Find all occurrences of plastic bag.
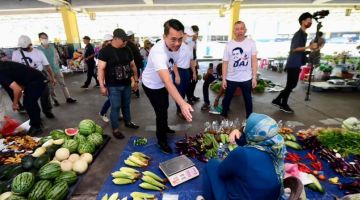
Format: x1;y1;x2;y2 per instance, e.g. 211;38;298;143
0;116;21;136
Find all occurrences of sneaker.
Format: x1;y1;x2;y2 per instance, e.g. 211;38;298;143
44;112;55;119
209;106;221;115
113;129;125;139
280;104;294;113
66;98;77;103
81;85;89;89
125;122;140;129
271;99;282;108
158;143;173;154
53;100;60;107
201;103;210;110
187;100;194;105
99;113;110;123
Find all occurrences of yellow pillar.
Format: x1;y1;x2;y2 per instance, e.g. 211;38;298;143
229;0;241;40
60;6;80;49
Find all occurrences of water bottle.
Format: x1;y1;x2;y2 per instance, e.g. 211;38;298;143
217;143;225;159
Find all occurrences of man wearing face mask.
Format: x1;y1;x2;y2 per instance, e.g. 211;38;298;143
272;12;317;113
37;32;77;106
81;36;100;89
12;35;56;119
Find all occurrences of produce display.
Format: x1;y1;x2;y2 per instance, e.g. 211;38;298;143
0;135;39;165
0;119;108;199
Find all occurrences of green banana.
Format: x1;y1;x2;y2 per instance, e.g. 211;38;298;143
139;182;162;191
142;171;165;183
124;159;142;167
225;134;230;143
129;155;148;167
130;192;155;199
120;167;140;174
132;152;151;160
108;193;119;200
289;134;297;141
307;174;324;193
112;178;136;185
285;141;302;150
112;171;139;180
220;134;226;144
142;175;166;189
101;193;108;200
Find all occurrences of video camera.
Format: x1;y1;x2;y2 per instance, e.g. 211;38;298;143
312;10;329;21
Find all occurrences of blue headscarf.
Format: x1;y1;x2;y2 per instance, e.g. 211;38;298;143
244;113;286;199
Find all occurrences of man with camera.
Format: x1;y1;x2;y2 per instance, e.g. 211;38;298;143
272;12;317;113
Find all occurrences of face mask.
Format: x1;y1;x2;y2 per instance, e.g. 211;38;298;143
21;47;30;51
185;37;193;44
304;22;312;28
41;39;49;45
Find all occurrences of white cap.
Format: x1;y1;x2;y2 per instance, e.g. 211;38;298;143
184;27;195;36
103;34;113;41
18;35;32;48
126;30;135;36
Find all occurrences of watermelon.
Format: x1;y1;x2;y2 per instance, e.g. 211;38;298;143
45;181;69;200
21;155;34;170
38;163;61;180
33;155;50;169
55;171;78;185
65;128;79;136
46;144;61;158
78;119;96;136
28;180;52;200
77;142;95;154
95;124;104;135
11;172;35;195
62;139;79;153
74;134;86;144
87;133;103;147
7;195;27;200
50;130;69;140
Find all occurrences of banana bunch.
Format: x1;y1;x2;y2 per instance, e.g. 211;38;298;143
220;134;229;144
124;152;151;168
139;171;167;191
101;193;128;200
130;192;156;200
112;167;141;185
280;133;297;142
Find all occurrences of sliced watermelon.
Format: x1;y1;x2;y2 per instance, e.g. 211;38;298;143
65;128;79;136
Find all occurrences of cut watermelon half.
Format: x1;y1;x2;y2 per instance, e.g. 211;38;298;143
65;128;79;136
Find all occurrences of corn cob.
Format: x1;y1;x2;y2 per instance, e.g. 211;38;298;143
130;192;156;199
108;193;119;200
132;152;151;160
119;167;140;174
112;178;136;185
101;193;108;200
142;171;165;183
124;159;142;167
129;155;148;167
112;171;139;180
142;175;166;189
139;182;162;191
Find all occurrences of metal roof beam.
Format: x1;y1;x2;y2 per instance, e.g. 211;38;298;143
312;0;334;4
37;0;70;7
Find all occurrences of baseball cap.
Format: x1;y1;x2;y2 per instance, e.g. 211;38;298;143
83;36;91;40
18;35;32;48
126;30;135;36
113;28;128;41
184;26;195;36
103;34;113;41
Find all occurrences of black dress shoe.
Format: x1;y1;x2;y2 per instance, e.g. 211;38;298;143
125;122;139;129
113;129;125;139
158;143;173;154
44;112;55;119
166;128;175;134
28;127;43;135
192;96;200;102
53;100;60;106
66;98;77;103
81;85;89;89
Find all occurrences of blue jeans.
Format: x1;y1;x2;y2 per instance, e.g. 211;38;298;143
108;85;132;129
221;79;253;118
100;98;111;116
172;68;190;113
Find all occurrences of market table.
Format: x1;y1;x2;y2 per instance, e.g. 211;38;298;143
97;137;353;200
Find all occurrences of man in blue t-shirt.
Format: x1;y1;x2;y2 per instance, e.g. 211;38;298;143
272;12;317;113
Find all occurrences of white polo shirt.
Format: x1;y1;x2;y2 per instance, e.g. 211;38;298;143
175;42;193;69
12;48;49;72
142;40;178;89
223;38;257;82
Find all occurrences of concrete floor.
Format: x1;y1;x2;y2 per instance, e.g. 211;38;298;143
2;68;360;200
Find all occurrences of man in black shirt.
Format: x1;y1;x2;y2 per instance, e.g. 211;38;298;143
97;28;140;139
126;31;143;98
81;36;100;88
186;25;200;104
0;61;47;135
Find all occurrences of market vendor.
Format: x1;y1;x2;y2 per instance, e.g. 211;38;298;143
0;61;48;135
202;113;286;200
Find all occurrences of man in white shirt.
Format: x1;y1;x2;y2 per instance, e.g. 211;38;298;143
221;21;258;119
12;35;56;119
172;26;196;119
142;19;193;154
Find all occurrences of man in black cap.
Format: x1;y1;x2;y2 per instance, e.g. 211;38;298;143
97;28;140;139
126;31;143;98
81;36;99;88
272;12;317;113
0;61;47;135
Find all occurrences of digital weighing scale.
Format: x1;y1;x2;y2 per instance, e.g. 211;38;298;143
159;155;199;187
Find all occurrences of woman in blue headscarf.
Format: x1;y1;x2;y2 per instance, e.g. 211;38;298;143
202;113;286;200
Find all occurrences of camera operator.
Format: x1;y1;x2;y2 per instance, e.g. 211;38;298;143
272;12;317;113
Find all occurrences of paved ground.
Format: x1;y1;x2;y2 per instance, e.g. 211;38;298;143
2;68;360;199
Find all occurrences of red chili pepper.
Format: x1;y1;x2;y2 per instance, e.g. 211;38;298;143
311;161;323;171
298;163;312;173
286;153;301;163
305;153;317;162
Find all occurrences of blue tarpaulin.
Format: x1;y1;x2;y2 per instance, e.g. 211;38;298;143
97;136;353;200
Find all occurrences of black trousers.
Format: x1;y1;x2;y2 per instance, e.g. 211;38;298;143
142;84;169;145
84;62;99;86
275;68;301;105
24;81;46;128
40;84;52;114
203;76;216;105
186;68;198;100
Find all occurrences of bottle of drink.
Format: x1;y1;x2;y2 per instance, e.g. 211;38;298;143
217;143;225;159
